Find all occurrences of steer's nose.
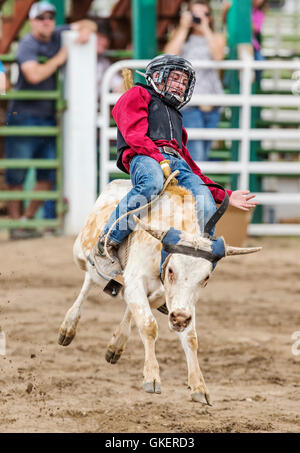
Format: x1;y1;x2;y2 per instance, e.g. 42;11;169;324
169;310;192;332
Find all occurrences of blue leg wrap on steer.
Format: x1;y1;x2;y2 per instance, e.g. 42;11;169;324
211;237;226;269
160;227;182;275
160;229;226;278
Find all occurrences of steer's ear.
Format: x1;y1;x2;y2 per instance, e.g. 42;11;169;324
225;245;262;256
133;215;167;241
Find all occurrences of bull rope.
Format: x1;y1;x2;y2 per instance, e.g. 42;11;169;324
104;170;179;262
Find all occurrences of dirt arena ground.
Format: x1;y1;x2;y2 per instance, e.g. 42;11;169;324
0;232;299;433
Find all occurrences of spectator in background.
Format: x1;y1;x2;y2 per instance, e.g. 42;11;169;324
5;1;96;240
252;0;268;84
96;20;123;104
222;0;268;84
0;59;6;95
164;0;226;162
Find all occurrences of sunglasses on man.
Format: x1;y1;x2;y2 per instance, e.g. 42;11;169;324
35;13;56;21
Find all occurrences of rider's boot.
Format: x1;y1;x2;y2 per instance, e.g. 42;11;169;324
89;231;122;280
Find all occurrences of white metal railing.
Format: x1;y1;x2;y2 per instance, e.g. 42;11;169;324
99;58;300;236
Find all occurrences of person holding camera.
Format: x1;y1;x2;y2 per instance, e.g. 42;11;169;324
164;0;226;162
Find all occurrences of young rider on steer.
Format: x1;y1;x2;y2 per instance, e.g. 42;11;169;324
90;54;258;281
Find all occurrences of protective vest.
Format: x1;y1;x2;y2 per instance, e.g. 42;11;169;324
116;83;183;174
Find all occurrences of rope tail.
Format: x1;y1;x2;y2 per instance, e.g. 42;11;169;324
122;68;134;92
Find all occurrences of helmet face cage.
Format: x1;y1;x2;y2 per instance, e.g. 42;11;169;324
146;56;195;109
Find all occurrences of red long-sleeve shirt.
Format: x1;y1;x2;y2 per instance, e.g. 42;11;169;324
112;85;232;204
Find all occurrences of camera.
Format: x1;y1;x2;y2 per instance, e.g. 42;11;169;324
192;15;201;24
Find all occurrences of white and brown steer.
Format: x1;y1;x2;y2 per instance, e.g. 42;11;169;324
58;179;261;404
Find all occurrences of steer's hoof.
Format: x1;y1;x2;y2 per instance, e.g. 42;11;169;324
105;349;122;364
58;332;75;347
191;391;212;405
143;381;161;394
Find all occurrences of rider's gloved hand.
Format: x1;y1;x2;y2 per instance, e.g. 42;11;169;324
160;160;178;185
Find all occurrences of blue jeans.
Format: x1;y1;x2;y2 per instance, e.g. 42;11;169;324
5;113;56;185
104;154;217;244
181;107;220;162
254;48;265;85
5;113;57;219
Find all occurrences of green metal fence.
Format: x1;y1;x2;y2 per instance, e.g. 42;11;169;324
0;54;66;231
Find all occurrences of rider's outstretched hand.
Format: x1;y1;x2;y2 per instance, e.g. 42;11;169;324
229;190;258;212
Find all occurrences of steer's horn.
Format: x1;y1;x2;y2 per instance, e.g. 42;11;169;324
133;215;167;241
225;245;262;256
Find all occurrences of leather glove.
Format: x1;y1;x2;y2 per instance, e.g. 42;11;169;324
159;160;178;185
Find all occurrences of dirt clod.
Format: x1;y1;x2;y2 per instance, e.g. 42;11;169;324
26;383;33;394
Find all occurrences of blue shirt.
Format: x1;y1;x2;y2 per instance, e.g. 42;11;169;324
0;60;5;73
8;25;70;117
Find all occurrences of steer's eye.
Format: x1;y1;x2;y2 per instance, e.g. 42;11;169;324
201;276;209;287
168;268;175;282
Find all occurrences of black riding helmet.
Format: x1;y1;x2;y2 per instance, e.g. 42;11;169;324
144;54;196;109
